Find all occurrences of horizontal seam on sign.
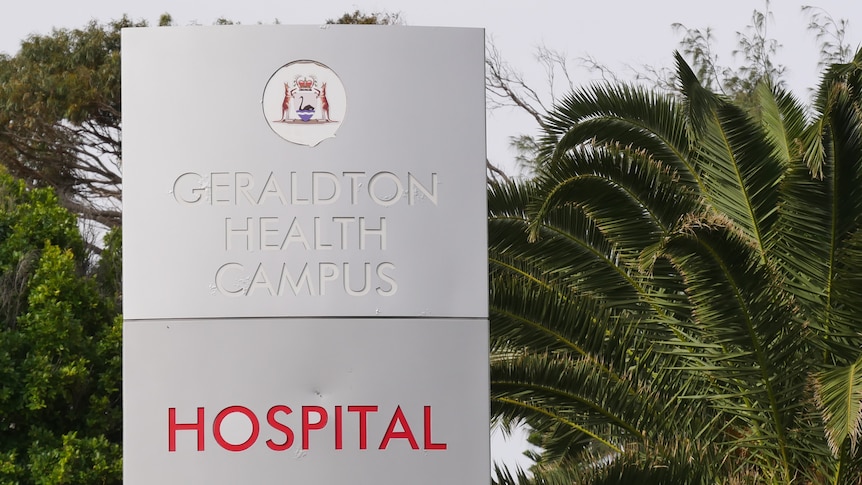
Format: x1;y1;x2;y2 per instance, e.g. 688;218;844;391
122;316;490;323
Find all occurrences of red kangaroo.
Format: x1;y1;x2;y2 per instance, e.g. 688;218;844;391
279;83;294;122
319;83;331;121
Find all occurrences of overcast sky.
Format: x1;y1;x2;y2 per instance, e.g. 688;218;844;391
1;0;860;472
1;0;860;176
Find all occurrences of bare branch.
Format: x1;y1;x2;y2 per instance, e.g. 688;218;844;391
486;158;511;183
485;39;547;129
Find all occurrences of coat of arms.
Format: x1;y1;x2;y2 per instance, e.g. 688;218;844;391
263;60;346;146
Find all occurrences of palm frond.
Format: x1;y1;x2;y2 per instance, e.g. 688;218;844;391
488;47;862;485
814;358;862;457
529;147;700;248
657;213;810;478
540;80;700;190
775;70;862;356
757;83;807;165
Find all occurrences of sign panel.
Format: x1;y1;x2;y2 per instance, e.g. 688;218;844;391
122;25;487;320
123;25;488;484
124;319;488;483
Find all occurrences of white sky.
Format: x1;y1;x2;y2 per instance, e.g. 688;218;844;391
1;0;859;473
2;0;860;176
1;0;859;176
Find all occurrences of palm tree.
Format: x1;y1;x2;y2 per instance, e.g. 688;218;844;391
489;48;862;484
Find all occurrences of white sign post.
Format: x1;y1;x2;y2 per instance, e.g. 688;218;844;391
122;26;488;483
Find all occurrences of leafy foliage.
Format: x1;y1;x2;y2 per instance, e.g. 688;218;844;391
0;169;121;484
325;10;404;25
490;46;862;484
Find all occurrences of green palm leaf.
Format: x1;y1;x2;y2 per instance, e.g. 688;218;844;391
489;47;862;484
815;359;862;457
541;79;700;191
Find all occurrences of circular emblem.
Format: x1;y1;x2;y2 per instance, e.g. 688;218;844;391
262;60;347;147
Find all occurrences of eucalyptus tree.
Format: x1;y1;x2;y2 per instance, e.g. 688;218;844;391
0;18;148;229
326;9;404;25
489;47;862;484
